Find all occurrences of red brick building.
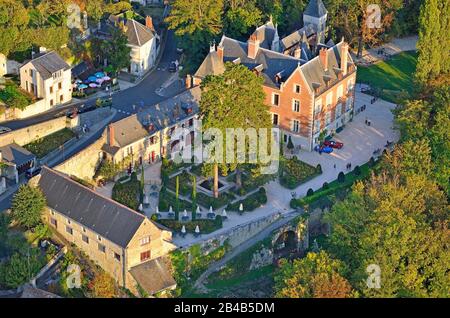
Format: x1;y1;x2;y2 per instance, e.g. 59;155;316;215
187;0;357;151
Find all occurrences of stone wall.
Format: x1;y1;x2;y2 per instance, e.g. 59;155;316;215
0;116;78;147
54;134;106;180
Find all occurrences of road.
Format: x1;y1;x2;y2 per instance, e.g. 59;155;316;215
0;29;183;211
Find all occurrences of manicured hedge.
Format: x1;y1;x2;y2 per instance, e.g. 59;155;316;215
158;187;191;211
156;216;223;234
279;157;321;189
196;191;236;210
227;187;267;212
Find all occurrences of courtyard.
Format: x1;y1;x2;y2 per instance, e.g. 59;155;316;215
173;92;400;247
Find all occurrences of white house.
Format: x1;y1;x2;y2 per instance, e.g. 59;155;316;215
107;15;160;76
19;51;72;109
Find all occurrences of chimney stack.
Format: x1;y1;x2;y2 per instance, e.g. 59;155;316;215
341;41;349;76
145;16;154;31
185;74;192;89
319;48;328;71
247;34;260;59
294;47;301;59
108;124;115;147
217;44;224;62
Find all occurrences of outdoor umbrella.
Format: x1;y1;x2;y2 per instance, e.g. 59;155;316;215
78;84;88;90
89;83;98;88
95;71;105;78
96;78;104;84
209;206;213;214
183;210;188;217
196;206;200;213
155;206;159;214
195;225;200;234
181;225;186;234
169;206;173;213
102;76;111;81
239;203;244;213
222;209;227;217
88;76;97;82
75;79;83;84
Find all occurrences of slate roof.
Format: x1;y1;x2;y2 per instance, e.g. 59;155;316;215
37;166;146;248
0;143;35;167
219;36;302;88
105;87;201;151
129;257;176;295
300;41;354;92
25;51;70;80
20;284;60;298
194;50;225;79
304;0;328;18
252;21;277;50
108;15;156;47
281;24;316;51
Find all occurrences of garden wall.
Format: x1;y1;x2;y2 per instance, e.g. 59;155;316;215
0;116;79;147
54;134;106;180
0;99;52;123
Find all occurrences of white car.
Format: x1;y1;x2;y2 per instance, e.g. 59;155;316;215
0;127;11;134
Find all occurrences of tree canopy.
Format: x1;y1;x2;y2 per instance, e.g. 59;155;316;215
11;185;46;229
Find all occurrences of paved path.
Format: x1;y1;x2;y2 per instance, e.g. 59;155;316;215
193;210;301;293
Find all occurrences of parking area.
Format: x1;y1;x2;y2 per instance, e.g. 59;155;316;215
291;92;400;197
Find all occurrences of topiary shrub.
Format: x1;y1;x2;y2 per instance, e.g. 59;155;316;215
337;172;345;183
322;182;329;190
316;164;322;173
306;188;314;196
353;165;361;176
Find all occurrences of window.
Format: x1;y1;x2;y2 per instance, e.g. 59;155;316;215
326;92;333;108
50;99;54;106
58;82;62;90
67;219;71;224
30;69;34;78
272;113;279;126
294;84;301;94
51;210;55;216
50;218;57;227
336;104;342;118
347;80;354;93
82;227;86;233
314;101;322;114
97;235;102;242
66;226;73;235
292;99;300;112
114;252;121;262
272;93;280;106
98;243;106;253
326;112;331;125
337;85;343;100
140;251;151;262
50;86;53;94
60;95;64;103
140;236;150;246
82;235;89;244
292;120;300;133
315;120;321;132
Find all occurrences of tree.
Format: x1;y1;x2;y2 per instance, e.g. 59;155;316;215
89;272;117;298
175;175;180;220
200;63;272;197
274;251;353;298
224;1;262;40
11;185;46;229
0;249;45;288
101;27;131;75
191;175;197;220
86;0;104;23
415;0;450;87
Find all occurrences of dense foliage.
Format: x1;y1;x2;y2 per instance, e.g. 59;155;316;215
11;185;46;229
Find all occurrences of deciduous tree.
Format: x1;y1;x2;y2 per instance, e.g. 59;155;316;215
11;185;46;230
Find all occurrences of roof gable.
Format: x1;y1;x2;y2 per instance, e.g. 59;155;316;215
304;0;327;18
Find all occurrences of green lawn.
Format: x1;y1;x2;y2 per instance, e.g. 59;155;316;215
356;51;418;103
24;128;75;158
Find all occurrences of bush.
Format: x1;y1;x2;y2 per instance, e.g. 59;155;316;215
316;164;322;173
306;188;314;196
228;187;267;212
337;172;345;183
280;157;320;189
112;173;141;210
353;165;361;176
322;182;329;190
157;218;222;234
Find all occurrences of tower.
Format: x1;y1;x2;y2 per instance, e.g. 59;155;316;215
303;0;328;44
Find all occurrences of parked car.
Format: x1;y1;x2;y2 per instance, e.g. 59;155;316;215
168;61;177;72
77;103;96;114
96;97;112;107
314;145;333;154
0;126;11;134
53;109;68;118
26;167;42;179
323;140;344;149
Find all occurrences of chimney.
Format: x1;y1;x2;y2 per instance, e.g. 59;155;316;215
145;16;154;31
294;47;301;59
247;34;259;59
0;150;2;162
108;124;115;147
217;44;224;62
319;48;328;71
341;41;349;76
185;74;192;89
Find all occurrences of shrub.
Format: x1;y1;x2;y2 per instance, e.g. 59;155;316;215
279;157;320;189
338;172;345;183
227;187;267;212
306;188;314;196
112;174;141;210
322;182;329;190
316;164;322;173
353;165;361;176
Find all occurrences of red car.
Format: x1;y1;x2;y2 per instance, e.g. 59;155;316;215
323;140;344;149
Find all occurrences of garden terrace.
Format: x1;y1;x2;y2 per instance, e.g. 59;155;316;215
158;187;192;212
279;156;322;189
196;191;236;210
0;79;34;111
167;171;192;196
112;173;142;211
24;128;75;159
154;217;223;235
227;187;268;212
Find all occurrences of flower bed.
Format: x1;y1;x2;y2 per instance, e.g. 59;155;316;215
112;173;141;210
24;128;75;158
279;157;321;189
227;187;267;212
158;187;192;211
